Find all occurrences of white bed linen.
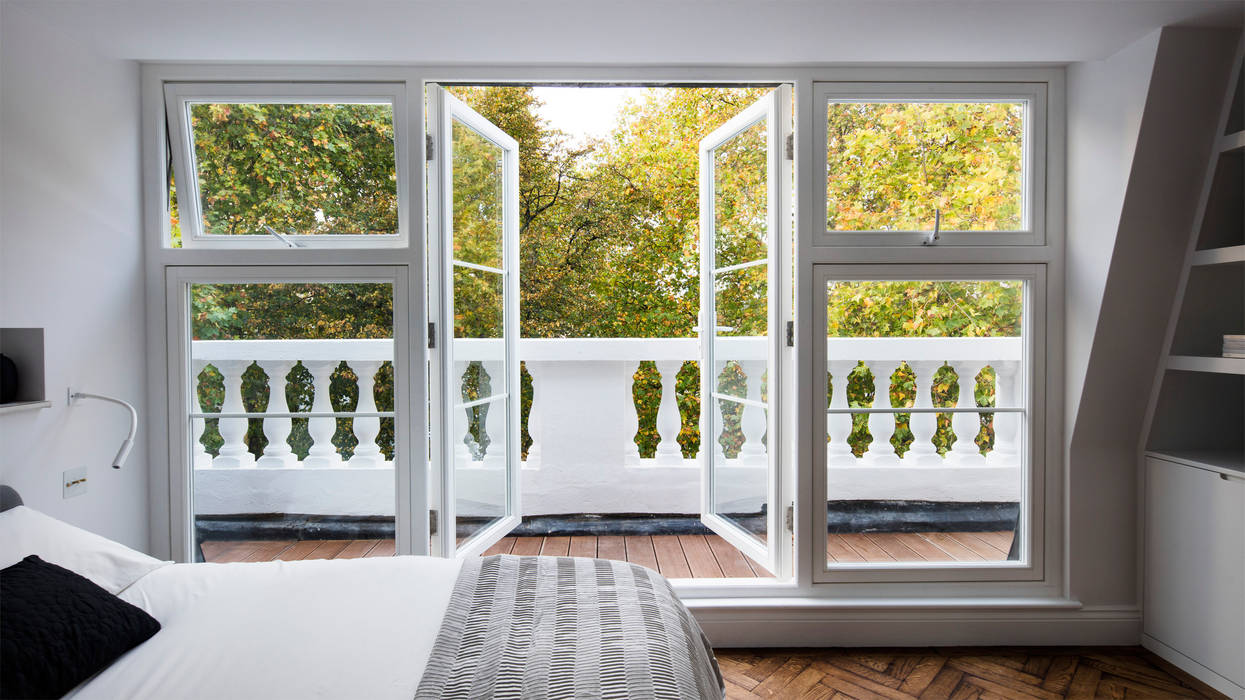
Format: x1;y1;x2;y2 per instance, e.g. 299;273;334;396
67;555;463;700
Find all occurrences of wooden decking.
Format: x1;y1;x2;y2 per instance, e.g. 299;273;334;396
202;530;1013;575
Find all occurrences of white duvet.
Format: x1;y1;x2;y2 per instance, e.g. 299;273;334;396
67;555;464;700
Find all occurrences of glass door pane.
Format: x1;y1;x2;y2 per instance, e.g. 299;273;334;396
186;280;397;562
431;87;521;558
699;87;787;575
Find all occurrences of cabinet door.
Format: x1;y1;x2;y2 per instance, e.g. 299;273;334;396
1144;457;1245;689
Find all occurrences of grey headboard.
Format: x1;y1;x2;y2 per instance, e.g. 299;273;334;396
0;485;23;512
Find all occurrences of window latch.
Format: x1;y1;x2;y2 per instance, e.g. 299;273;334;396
263;225;303;248
922;209;941;246
785;503;795;532
786;320;794;347
426;134;435;162
427;322;436;349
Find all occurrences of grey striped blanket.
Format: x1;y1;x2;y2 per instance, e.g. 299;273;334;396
415;554;725;699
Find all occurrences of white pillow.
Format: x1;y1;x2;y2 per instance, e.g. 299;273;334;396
0;506;169;594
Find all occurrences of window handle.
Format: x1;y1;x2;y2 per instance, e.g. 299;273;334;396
264;225;303;248
923;209;941;246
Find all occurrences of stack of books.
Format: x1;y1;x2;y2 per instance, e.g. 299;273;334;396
1225;335;1245;358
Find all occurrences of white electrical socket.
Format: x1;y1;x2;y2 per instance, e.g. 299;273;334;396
63;467;88;498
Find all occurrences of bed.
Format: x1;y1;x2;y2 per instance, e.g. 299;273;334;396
0;489;723;700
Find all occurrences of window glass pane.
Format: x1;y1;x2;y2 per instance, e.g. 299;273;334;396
826;102;1024;232
825;279;1024;567
452;119;505;269
714;119;768;268
188;282;396;561
712;392;767;545
189;102;398;237
454;389;508;542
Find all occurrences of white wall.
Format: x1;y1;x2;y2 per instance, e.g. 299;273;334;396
1064;27;1239;609
0;4;148;550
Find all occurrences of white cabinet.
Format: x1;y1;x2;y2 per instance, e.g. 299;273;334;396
1143;456;1245;699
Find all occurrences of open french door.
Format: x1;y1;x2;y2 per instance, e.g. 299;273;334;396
699;86;791;576
427;86;521;559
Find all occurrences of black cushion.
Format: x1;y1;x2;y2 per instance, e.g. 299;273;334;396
1;555;161;699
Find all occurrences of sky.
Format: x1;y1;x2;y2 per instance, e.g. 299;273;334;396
530;86;651;145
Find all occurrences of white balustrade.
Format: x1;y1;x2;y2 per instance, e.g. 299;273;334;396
190;336;1023;517
191;359;211;469
482;360;507;469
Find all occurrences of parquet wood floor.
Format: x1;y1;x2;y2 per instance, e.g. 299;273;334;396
717;646;1227;699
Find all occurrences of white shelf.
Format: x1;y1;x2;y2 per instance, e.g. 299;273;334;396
1167;355;1245;374
0;400;52;416
1220;129;1245;152
1146;449;1245;478
1191;244;1245;266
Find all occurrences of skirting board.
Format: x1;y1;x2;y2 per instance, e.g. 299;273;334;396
694;608;1141;647
1143;633;1245;700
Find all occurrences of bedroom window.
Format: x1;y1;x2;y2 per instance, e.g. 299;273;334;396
812;267;1044;582
163;82;410;248
815;82;1047;246
166;268;413;561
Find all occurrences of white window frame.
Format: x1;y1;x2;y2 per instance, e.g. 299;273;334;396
164;81;411;249
815;81;1047;247
163;265;416;563
811;263;1046;584
143;64;1066;609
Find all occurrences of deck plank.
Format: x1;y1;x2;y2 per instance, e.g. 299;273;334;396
510;536;544;556
569;535;597;558
971;531;1014;555
826;534;866;563
540;536;571;556
241;540;295;562
335;539;379;559
838;533;894;561
304;540;350;560
209;541;263;563
948;532;1007;561
274;540;324;561
652;535;692;578
892;532;957;562
624;536;659;571
596;535;627;562
866;533;925;562
920;532;987;561
706;534;757;577
679;535;724;578
482;537;515;556
365;539;396;557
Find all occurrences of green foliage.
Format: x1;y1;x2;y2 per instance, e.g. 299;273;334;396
826;101;1023;231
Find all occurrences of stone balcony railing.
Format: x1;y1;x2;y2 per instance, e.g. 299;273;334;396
191;337;1023;517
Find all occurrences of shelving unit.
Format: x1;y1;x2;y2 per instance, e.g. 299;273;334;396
0;328;48;416
1140;35;1245;700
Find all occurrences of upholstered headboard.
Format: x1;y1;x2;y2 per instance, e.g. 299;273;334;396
0;485;23;512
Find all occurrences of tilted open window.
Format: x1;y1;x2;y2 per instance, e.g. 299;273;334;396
164;82;410;248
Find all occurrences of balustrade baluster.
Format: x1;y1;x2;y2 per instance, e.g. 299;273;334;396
482;360;507;469
302;360;342;468
908;361;940;463
454;362;477;466
737;360;767;467
712;361;727;464
623;362;642;465
348;360;384;468
212;359;255;468
255;360;296;468
995;362;1020;457
524;362;544;466
827;360;855;463
191;360;211;469
653;360;684;465
865;362;895;463
953;362;988;459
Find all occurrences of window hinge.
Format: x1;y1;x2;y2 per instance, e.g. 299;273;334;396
785;133;794;161
427;322;436;349
785;320;794;347
425;133;435;162
785;503;795;532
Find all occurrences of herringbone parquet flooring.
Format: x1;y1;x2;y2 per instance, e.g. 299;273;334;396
717;647;1227;699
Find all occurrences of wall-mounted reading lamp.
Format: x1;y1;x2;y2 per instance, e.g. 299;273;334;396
68;389;137;469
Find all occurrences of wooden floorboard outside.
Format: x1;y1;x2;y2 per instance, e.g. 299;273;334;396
202;530;1013;577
